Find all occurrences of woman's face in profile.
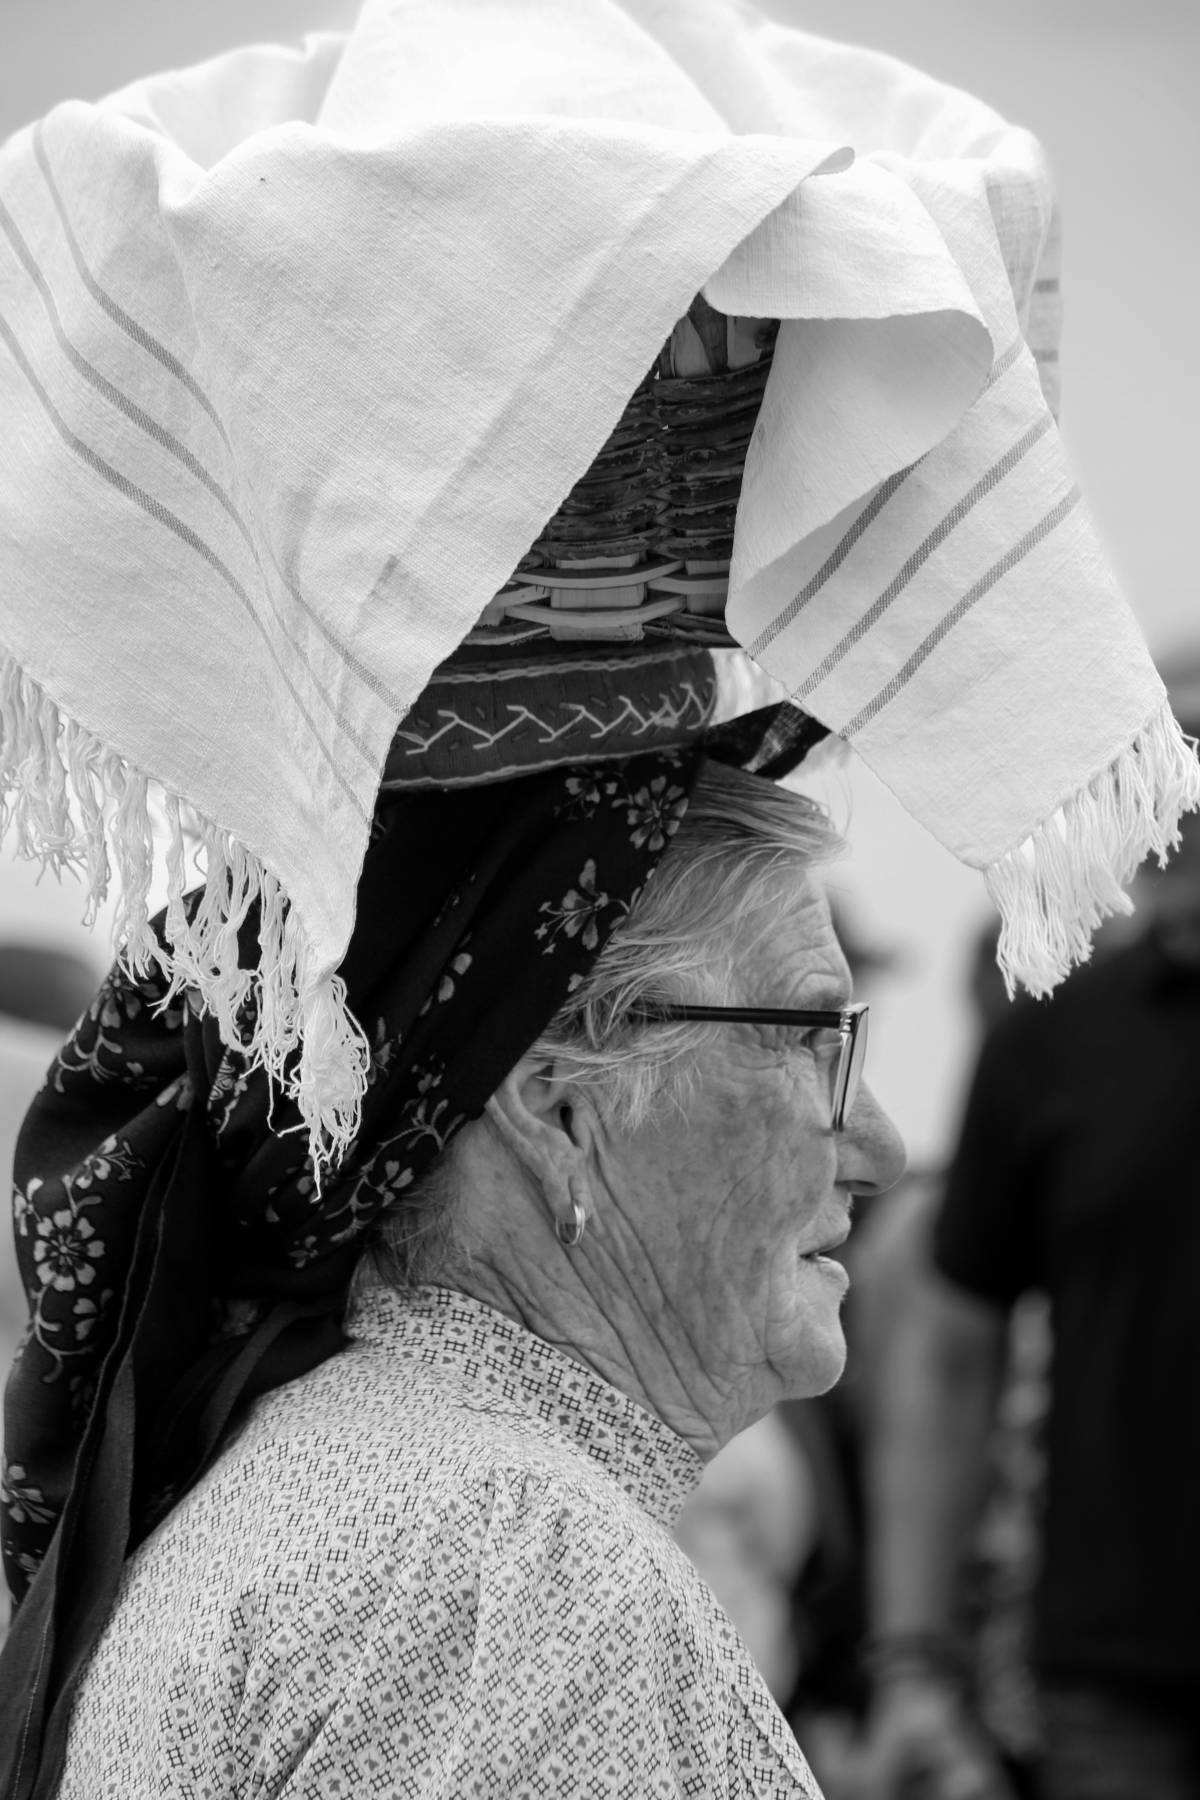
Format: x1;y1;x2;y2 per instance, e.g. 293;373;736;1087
593;872;905;1424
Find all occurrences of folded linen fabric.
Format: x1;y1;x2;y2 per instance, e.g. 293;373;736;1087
1;0;1195;1168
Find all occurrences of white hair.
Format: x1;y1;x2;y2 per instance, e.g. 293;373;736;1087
365;760;843;1288
528;761;842;1127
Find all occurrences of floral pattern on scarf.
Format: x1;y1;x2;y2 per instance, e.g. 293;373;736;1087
2;750;700;1611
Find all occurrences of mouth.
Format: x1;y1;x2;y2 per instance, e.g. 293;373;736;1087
800;1226;849;1263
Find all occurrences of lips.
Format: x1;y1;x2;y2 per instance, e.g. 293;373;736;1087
801;1225;849;1260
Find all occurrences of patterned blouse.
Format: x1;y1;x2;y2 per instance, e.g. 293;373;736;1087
57;1285;821;1798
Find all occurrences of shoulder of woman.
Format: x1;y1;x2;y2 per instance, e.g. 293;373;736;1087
476;1463;756;1662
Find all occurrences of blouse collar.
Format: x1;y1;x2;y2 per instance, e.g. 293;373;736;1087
347;1282;702;1529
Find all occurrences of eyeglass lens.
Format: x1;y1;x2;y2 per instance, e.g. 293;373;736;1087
837;1010;869;1130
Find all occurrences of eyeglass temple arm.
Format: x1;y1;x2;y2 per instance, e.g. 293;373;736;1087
638;1004;865;1028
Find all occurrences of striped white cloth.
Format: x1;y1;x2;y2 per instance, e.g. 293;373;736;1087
1;0;1195;1162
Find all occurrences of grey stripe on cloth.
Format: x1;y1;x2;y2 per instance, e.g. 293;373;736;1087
272;559;407;712
842;483;1083;735
33;121;234;453
1032;277;1060;294
794;407;1054;702
0;302;373;823
0;203;382;773
748;335;1027;662
747;466;914;659
27;140;407;717
987;335;1026;385
0;194;262;552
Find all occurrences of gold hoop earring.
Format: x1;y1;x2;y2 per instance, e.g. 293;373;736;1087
555;1197;587;1248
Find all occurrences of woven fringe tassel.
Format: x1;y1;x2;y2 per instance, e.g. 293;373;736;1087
0;653;369;1177
985;698;1200;997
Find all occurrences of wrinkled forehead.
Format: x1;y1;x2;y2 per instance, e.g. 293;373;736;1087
739;868;853;1008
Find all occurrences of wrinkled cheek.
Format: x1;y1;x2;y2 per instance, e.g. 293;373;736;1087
738;1237;775;1294
773;1139;835;1232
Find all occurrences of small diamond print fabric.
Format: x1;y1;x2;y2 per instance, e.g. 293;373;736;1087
56;1286;821;1798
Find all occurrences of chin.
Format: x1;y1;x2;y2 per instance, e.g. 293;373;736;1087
793;1337;847;1398
772;1260;849;1397
772;1312;847;1399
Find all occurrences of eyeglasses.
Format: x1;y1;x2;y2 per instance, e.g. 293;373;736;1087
635;1002;869;1133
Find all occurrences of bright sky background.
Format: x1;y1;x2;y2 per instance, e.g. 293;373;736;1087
2;0;1197;1164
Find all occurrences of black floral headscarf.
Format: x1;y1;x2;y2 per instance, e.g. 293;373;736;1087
0;704;824;1800
0;748;711;1798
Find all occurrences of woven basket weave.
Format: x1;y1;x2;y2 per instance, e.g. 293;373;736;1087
472;297;777;647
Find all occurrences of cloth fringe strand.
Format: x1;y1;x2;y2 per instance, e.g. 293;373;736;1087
0;653;369;1177
6;653;1199;1147
986;698;1200;997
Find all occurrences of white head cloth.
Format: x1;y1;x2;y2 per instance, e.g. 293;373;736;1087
1;0;1196;1164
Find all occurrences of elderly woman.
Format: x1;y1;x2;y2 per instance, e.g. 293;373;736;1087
3;2;1197;1796
5;754;902;1798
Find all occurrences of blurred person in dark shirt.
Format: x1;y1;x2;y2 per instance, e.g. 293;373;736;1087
858;716;1200;1800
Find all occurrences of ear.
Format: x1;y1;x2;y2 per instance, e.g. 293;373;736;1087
484;1056;600;1221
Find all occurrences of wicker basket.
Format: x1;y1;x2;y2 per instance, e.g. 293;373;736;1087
471;297;777;647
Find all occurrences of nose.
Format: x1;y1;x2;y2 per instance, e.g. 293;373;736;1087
837;1081;906;1196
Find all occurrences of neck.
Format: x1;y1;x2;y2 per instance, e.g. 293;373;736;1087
445;1168;755;1462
